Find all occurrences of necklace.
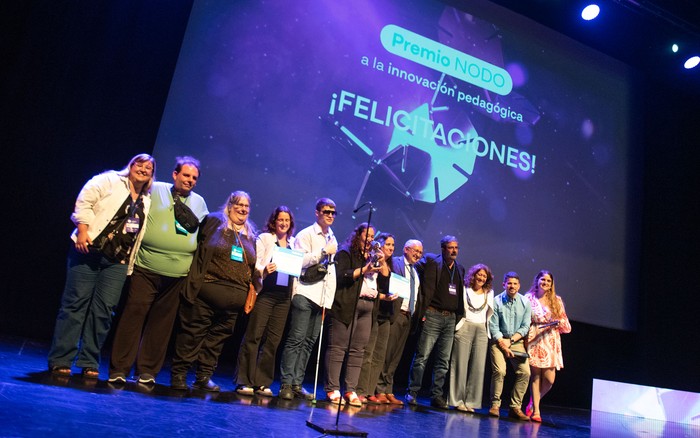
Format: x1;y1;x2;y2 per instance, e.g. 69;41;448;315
465;288;488;312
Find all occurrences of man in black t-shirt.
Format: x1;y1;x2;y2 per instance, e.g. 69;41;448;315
405;235;465;409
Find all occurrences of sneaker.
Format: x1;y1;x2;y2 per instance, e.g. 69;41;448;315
279;384;294;400
357;394;368;404
170;375;188;391
192;377;220;392
345;391;363;407
292;384;313;400
255;386;274;397
137;373;156;385
327;390;346;405
430;396;448;409
236;385;255;396
108;373;126;384
405;391;418;406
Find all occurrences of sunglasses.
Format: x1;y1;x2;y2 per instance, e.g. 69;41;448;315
320;209;337;216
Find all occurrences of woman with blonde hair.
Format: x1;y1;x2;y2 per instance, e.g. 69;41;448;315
524;270;571;422
48;154;155;379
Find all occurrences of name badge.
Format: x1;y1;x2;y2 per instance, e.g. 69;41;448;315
125;216;140;233
276;272;289;286
449;283;457;295
231;245;244;262
175;220;188;235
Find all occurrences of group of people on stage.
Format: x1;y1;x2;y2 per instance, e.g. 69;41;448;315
47;153;571;423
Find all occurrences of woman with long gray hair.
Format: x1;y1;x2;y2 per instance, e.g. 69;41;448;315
169;191;259;392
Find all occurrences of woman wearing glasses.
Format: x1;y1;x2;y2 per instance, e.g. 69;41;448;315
48;154;155;379
169;191;259;392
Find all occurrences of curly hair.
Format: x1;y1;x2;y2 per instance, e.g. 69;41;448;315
343;222;375;259
527;270;564;318
465;263;493;291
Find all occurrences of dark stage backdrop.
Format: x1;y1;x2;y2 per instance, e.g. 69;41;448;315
4;0;700;410
152;0;640;330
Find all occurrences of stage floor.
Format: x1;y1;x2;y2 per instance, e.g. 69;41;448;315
0;335;693;437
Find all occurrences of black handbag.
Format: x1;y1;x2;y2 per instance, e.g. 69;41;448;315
172;188;200;233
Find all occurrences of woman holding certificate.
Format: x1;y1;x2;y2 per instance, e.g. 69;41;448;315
169;191;258;392
236;206;296;397
524;270;571;422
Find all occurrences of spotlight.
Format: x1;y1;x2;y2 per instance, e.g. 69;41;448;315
581;4;600;21
671;44;679;53
684;56;699;69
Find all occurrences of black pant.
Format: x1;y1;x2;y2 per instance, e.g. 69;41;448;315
236;291;291;387
377;312;412;394
110;267;183;376
170;282;246;379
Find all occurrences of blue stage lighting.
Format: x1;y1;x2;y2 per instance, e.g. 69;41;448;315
684;56;699;69
581;4;600;21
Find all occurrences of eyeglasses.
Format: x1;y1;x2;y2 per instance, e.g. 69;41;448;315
320;209;337;216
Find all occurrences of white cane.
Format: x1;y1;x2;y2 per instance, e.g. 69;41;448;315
311;267;330;404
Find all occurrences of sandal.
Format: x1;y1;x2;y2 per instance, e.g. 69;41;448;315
345;391;363;407
81;367;99;379
50;366;72;377
327;390;346;405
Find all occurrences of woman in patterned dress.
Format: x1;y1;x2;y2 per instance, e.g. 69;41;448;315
524;270;571;422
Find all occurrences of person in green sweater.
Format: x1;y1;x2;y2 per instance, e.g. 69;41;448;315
108;156;208;385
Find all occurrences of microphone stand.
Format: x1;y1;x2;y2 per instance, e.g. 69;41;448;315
306;202;372;437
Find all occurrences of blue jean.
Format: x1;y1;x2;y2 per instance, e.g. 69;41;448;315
279;294;322;385
408;308;456;399
48;247;128;369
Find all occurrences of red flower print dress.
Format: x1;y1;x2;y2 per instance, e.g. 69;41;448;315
525;293;571;370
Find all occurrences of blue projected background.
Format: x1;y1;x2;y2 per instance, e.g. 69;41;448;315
153;0;638;330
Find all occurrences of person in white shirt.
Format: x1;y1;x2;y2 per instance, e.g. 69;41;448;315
448;263;495;412
278;198;337;400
